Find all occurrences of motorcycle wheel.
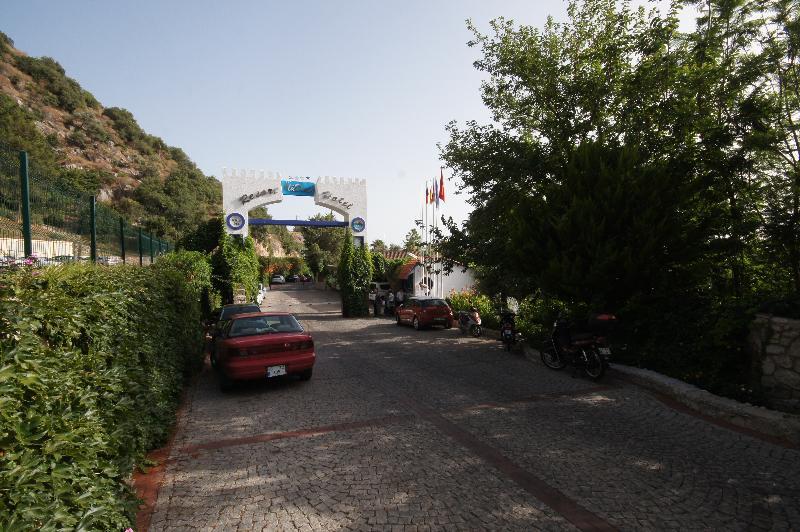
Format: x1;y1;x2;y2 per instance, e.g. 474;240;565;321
471;325;482;337
583;349;606;380
541;346;566;370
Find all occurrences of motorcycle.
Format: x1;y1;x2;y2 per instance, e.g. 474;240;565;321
540;313;617;380
500;311;517;351
458;309;482;337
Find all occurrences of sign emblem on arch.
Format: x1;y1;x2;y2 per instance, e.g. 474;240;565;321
222;168;367;242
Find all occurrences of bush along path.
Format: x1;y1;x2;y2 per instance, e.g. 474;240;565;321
0;252;212;531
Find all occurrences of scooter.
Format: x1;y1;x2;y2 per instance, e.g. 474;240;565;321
500;311;517;351
458;309;482;337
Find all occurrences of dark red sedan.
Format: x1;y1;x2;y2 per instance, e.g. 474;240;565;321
213;312;315;391
396;297;454;330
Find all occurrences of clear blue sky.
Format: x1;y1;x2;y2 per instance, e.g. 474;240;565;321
4;0;687;245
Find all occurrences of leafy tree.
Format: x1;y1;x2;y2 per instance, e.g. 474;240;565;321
299;212;345;279
211;233;260;303
370;239;388;254
247;206;272;244
436;0;800;401
402;228;422;254
760;0;800;292
179;217;224;254
516;142;700;309
337;231;356;316
337;232;373;316
371;252;387;281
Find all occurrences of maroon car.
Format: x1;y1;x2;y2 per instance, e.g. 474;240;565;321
396;297;454;330
213;312;315;391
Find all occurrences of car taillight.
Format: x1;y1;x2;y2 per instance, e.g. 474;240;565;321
297;340;314;350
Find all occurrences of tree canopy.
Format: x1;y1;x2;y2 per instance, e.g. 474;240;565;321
436;0;800;399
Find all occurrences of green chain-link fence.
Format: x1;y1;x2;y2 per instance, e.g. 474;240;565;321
0;146;172;266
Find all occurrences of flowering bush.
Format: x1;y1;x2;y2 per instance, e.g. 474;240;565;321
447;289;500;329
447;289;569;338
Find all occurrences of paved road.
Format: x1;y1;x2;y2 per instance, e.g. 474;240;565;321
150;289;800;531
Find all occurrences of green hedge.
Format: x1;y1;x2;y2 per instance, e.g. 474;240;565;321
211;232;260;304
0;252;211;530
338;231;373;317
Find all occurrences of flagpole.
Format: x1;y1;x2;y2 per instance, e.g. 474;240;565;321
423;183;427;296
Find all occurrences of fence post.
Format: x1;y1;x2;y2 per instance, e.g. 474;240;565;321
149;234;154;263
89;195;97;263
119;217;126;264
18;151;32;258
138;227;143;266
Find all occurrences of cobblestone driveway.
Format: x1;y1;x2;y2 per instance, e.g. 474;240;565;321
149;288;800;531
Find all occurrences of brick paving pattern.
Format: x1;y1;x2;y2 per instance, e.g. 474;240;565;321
149;288;800;531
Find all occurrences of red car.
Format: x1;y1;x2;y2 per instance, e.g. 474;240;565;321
396;297;454;330
213;312;315;391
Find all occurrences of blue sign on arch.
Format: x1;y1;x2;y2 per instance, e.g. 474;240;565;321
281;180;316;197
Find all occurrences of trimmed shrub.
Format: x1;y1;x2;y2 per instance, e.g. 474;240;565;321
338;231;373;316
211;233;260;303
0;253;211;530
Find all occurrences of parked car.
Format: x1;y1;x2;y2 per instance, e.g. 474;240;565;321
370;282;391;297
396;297;454;330
208;303;263;367
286;274;299;283
271;275;285;284
213;312;315;391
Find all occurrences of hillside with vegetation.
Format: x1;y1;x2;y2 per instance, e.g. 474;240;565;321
0;31;220;241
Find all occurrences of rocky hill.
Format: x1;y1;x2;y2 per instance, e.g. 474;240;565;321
0;31;221;242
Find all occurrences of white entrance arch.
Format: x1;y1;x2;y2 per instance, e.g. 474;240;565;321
221;168;367;243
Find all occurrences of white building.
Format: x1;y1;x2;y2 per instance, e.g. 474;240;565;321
403;260;477;298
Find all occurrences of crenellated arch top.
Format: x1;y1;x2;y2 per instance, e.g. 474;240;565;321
221;168;367;241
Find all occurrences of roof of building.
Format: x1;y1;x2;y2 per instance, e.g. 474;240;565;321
381;249;417;261
395;258;420;280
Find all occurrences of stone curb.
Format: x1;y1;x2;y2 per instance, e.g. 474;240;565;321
521;344;800;446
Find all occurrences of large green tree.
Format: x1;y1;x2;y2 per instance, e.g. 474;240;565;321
299;212;345;280
436;0;800;400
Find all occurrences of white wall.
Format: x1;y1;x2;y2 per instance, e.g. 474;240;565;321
410;262;476;297
0;238;74;258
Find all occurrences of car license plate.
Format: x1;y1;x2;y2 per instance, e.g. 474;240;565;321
598;347;611;355
267;365;286;378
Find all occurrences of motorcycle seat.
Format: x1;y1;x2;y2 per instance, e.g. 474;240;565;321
570;332;594;346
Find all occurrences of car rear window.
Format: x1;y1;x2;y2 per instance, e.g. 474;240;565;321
228;315;303;337
220;305;260;320
421;299;448;308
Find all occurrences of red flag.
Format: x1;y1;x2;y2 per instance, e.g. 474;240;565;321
425;183;429;204
439;168;446;202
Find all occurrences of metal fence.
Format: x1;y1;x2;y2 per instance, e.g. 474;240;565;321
0;147;172;267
